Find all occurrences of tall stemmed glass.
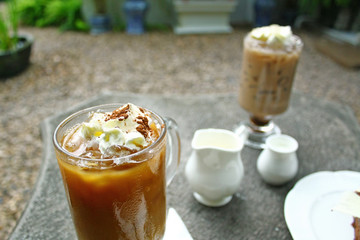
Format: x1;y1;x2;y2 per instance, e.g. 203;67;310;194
235;25;303;149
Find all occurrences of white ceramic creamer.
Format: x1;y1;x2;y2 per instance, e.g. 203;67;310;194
257;134;298;186
185;129;245;207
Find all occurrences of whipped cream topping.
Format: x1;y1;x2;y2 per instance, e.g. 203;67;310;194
79;103;157;156
250;24;293;47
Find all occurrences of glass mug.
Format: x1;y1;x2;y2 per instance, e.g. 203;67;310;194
53;104;180;240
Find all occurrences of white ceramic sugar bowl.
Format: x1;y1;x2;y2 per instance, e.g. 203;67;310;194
257;134;299;186
185;129;245;207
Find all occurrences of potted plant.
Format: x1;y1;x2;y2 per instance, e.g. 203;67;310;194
0;0;33;78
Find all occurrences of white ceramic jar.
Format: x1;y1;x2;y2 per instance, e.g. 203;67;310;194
185;129;245;207
257;134;298;186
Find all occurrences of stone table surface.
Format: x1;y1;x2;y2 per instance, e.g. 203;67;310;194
9;92;360;240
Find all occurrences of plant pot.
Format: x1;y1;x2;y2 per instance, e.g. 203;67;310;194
90;15;111;35
0;34;33;79
254;0;275;27
123;0;149;35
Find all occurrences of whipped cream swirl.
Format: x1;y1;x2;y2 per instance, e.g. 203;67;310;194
79;103;157;156
250;24;293;47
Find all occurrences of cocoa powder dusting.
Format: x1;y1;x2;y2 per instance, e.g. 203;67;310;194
105;104;130;121
136;116;150;138
136;125;148;138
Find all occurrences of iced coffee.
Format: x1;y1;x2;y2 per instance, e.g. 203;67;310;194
53;103;176;240
238;25;303;125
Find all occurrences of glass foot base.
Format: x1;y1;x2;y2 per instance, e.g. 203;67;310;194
234;121;281;149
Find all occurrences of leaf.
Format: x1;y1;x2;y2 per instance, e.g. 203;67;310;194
0;12;11;50
335;0;352;7
0;0;20;51
17;0;86;32
8;0;19;40
75;19;90;31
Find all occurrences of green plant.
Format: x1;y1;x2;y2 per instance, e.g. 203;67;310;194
0;0;19;51
299;0;352;16
18;0;89;31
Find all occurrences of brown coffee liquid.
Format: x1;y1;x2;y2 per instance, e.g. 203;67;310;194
238;34;302;125
57;124;166;240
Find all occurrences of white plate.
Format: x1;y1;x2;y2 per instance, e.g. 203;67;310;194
284;171;360;240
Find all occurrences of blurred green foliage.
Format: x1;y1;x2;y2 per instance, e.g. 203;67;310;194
299;0;352;16
18;0;89;31
0;0;19;51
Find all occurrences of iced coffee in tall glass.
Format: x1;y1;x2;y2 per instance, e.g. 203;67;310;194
236;25;303;149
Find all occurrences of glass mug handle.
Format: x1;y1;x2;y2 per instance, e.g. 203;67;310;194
164;117;181;186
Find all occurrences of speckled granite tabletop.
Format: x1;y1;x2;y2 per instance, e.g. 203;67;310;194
1;27;360;239
8;92;360;240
